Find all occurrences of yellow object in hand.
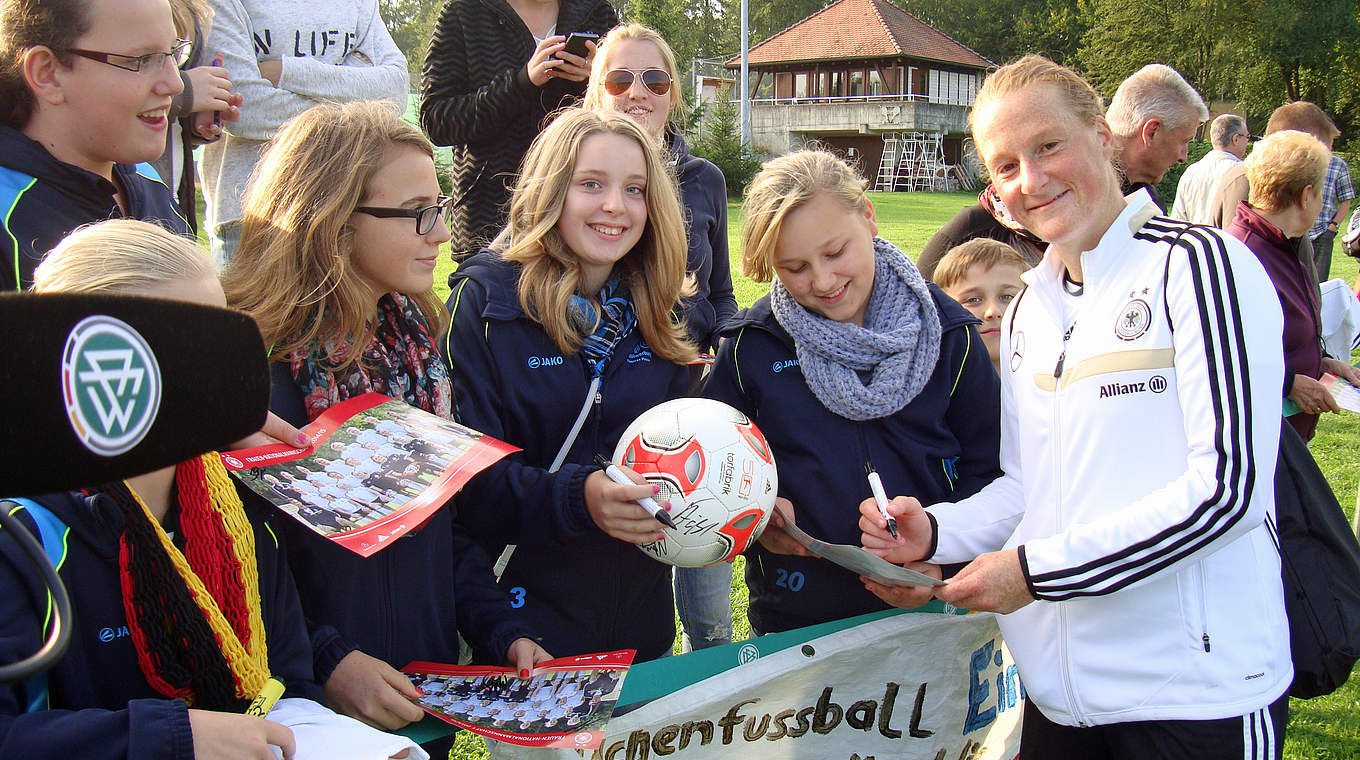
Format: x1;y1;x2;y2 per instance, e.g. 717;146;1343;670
245;677;285;717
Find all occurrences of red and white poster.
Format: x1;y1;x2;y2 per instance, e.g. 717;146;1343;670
403;650;636;750
222;393;517;557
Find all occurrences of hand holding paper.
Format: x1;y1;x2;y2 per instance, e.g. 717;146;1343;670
934;548;1035;614
1322;370;1360;414
780;517;941;588
325;650;426;731
756;498;817;557
861;561;942;609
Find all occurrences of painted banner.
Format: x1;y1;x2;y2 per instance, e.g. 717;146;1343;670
489;610;1023;760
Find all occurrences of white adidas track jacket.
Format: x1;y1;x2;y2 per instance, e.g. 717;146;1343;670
929;193;1293;726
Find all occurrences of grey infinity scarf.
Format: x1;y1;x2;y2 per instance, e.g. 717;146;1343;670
770;237;941;421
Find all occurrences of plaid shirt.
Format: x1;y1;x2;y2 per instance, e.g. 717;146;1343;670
1309;154;1356;239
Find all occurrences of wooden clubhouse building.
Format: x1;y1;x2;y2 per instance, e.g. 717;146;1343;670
724;0;993;191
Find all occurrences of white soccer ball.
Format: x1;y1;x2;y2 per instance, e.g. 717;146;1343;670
612;398;778;567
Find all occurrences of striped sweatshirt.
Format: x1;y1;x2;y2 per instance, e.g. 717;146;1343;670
928;191;1293;727
419;0;617;260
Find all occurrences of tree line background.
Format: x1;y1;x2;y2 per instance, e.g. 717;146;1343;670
381;0;1360;153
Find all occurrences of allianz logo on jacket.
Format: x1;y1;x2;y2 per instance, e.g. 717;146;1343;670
1098;374;1168;398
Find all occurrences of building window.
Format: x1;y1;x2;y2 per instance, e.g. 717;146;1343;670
926;69;979;105
831;70;845;97
850;70;864;97
868;69;883;96
755;74;773;99
794;72;809;98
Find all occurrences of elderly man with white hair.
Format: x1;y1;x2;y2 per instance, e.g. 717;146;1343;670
1171;113;1250;225
1107;63;1210;210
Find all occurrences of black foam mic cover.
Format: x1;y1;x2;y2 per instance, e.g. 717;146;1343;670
0;293;270;495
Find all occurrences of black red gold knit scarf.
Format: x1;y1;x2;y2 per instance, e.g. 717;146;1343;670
108;453;270;710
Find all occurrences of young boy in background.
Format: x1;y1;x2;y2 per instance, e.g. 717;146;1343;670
931;239;1029;372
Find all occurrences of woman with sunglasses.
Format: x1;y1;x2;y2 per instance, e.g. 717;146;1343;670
444;108;696;663
420;0;617;262
224;101;548;742
0;0;192;290
584;24;739;653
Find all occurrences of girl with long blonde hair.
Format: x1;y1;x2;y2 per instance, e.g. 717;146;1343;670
224;100;546;739
584;22;740;652
445;107;697;662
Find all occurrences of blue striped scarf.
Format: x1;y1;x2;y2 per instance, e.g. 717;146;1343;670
569;277;637;378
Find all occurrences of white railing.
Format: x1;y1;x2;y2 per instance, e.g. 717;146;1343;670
741;93;973;107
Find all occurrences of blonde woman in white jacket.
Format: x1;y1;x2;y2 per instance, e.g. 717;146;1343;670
861;56;1291;759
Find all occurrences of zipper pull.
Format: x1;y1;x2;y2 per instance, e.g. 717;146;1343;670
594;391;603;405
1053;350;1066;378
1202;633;1211;652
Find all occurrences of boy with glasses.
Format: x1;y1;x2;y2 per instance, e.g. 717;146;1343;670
0;0;192;290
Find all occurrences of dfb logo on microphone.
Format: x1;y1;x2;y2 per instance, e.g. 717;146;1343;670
61;315;162;456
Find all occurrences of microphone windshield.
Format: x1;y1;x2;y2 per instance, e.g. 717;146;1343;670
0;293;269;495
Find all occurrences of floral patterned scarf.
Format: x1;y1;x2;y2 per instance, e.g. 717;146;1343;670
290;293;452;421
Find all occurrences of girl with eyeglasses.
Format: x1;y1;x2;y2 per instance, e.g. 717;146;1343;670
583;24;740;653
224;101;548;742
444;108;696;663
420;0;617;262
0;0;192;290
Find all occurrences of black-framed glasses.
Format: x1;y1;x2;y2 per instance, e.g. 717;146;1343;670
63;39;192;74
354;195;453;235
602;68;672;97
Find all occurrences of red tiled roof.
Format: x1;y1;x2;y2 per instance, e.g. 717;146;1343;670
725;0;992;69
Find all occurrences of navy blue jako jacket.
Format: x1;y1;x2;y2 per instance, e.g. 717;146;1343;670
443;251;690;662
701;287;1002;635
0;125;189;291
0;486;320;760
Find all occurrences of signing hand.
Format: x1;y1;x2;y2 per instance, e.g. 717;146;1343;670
525;35;566;87
188;709;295;760
1288;373;1340;415
324;650;426;730
584;467;670;544
934;549;1034;614
755;497;814;557
505;637;552;678
859;495;933;564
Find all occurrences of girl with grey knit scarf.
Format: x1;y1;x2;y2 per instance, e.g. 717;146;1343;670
701;151;1002;635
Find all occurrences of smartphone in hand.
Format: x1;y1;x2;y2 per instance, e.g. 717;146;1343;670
562;32;598;59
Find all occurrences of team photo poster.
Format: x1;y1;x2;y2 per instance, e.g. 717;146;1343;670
221;393;518;557
403;650;636;750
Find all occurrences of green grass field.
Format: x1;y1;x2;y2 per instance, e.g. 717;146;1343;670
434;191;1360;759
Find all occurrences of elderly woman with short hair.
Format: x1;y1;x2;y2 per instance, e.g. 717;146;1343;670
1227;129;1360;440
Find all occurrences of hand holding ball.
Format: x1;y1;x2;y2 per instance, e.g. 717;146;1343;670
611;399;778;567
